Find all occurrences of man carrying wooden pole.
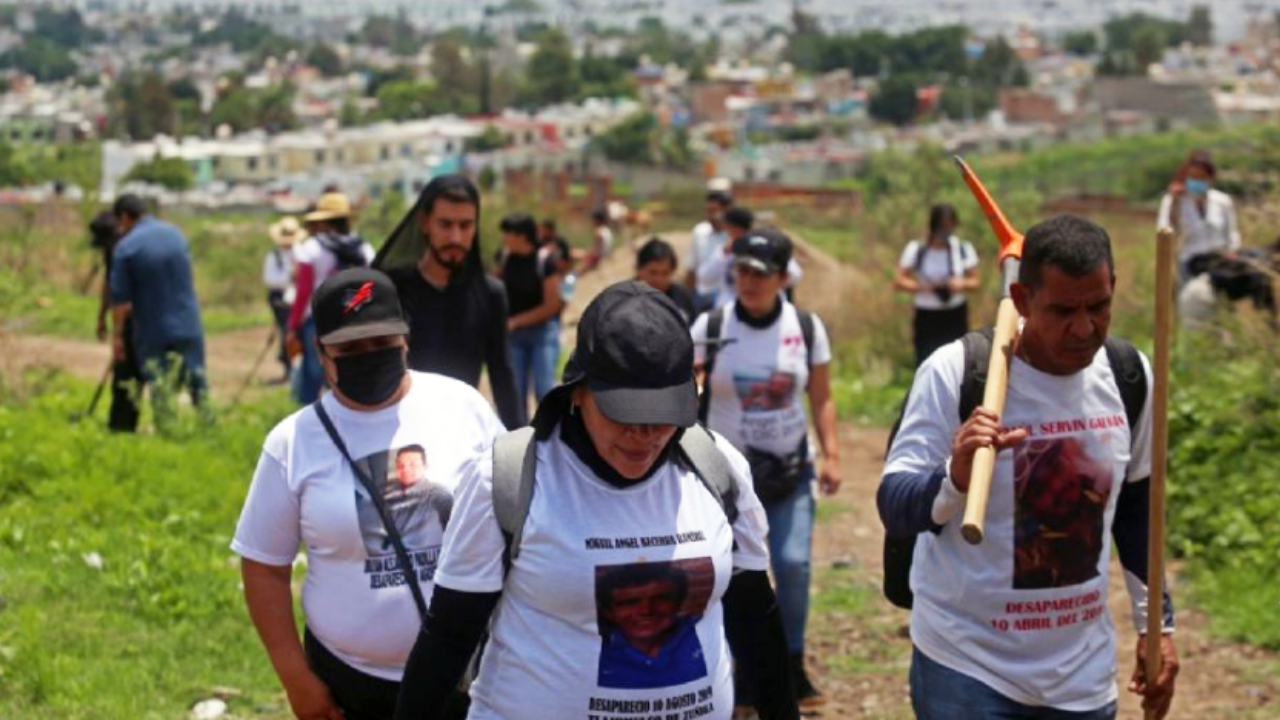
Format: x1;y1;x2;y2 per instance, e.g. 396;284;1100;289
878;163;1179;717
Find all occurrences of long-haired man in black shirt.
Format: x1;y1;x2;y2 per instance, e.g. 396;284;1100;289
376;175;523;428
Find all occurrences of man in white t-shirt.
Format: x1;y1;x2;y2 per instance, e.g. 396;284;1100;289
1156;150;1241;285
233;268;503;720
686;190;733;312
879;215;1179;720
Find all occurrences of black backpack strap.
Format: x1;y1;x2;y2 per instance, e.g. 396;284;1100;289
677;426;738;525
797;309;816;368
958;327;995;421
313;401;429;622
1103;337;1148;434
697;308;725;425
492;427;538;575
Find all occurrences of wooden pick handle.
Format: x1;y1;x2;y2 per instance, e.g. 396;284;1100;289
1145;227;1175;718
961;297;1020;545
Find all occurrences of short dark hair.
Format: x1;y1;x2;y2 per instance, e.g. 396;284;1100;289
706;190;733;207
636;237;678;270
1018;215;1115;290
396;444;426;461
89;211;118;249
1186;149;1217;178
499;212;539;245
591;208;609;224
420;174;480;218
112;194;148;221
541;218;557;232
723;206;754;231
929;203;959;235
598;563;688;612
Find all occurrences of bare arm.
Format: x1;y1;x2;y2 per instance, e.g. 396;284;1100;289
807;362;841;495
893;265;923;294
508;274;564;331
111;303;133;362
241;559;344;720
950;267;981;293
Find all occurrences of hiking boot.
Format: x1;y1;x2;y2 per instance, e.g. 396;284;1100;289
791;654;827;711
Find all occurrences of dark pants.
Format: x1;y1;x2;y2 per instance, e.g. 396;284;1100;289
268;289;291;377
910;647;1117;719
305;629;398;720
304;629;470;720
109;318;142;433
913;304;969;368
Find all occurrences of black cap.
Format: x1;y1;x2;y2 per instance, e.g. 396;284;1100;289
732;227;792;274
312;268;410;345
562;281;697;427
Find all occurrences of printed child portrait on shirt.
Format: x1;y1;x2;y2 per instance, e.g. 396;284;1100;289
732;368;797;413
594;558;714;690
354;444;455;559
1012;436;1113;590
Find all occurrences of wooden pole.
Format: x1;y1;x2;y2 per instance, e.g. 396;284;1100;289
1146;227;1175;718
960;297;1019;544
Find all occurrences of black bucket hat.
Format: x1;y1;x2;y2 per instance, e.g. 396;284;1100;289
557;281;697;428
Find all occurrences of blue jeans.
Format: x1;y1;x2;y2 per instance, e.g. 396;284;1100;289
910;647;1118;720
508;318;560;410
763;464;816;655
292;317;324;405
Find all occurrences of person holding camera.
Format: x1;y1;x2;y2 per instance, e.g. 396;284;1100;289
894;204;981;368
690;229;841;711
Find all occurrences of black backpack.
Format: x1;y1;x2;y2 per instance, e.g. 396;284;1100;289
698;306;816;424
881;328;1148;610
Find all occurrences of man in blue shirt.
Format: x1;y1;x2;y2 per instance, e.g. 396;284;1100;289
109;195;208;431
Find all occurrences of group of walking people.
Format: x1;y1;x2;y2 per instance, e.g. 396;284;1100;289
230;171;1182;720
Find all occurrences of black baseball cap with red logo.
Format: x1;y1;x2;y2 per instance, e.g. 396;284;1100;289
312;268;410;345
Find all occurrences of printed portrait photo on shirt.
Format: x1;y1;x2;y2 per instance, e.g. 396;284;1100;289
594;558;714;690
354;444;455;560
732;368;797;413
1012;435;1113;590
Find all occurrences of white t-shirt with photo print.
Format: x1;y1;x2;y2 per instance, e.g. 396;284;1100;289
231;371;504;681
884;340;1154;711
434;429;771;720
690;301;832;459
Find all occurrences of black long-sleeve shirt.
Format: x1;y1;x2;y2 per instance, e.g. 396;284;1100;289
388;266;524;428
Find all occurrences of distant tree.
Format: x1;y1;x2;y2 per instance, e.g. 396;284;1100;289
0;37;76;82
108;71;177;140
208;82;298;134
1188;5;1213;47
0;141;32;187
472;125;510;153
430;37;478;114
592;111;657;165
973;36;1024;87
362;65;417;97
33;6;90;48
167;78;201;103
339;98;366;127
578;46;636;100
307;43;344;77
1104;13;1186;55
124;155;194;191
359;11;420;56
1132;25;1167;69
1063;31;1098;56
196;10;295;57
376;79;448;121
520;28;580;107
869;76;920;126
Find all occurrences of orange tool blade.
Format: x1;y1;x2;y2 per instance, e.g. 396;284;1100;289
954;156;1024;263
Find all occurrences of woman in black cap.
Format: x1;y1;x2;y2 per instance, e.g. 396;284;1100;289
690;227;840;711
394;281;799;720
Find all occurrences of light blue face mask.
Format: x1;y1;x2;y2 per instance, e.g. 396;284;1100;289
1185;178;1211;196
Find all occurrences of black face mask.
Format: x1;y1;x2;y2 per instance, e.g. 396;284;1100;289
331;346;407;406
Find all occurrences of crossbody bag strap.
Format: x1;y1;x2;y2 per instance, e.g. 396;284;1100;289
313;401;429;622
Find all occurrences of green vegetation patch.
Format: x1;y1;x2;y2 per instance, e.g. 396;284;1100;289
0;376;295;719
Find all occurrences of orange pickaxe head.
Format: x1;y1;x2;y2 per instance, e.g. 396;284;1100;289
954;156;1024;264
